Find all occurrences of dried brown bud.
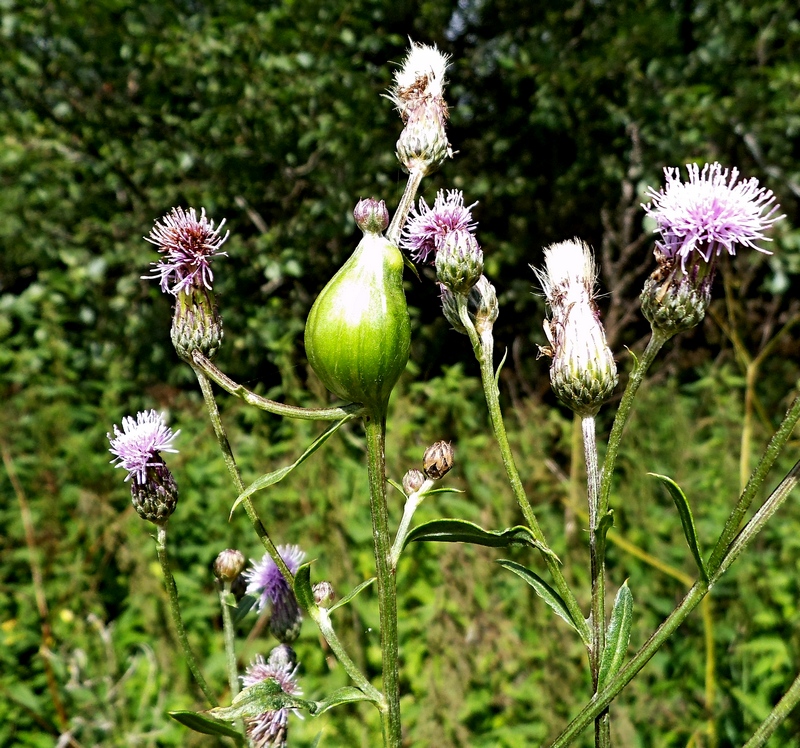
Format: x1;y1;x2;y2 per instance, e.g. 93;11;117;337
213;549;246;582
402;468;426;495
312;581;336;609
423;441;454;480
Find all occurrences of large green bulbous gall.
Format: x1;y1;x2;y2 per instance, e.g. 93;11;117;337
305;230;410;416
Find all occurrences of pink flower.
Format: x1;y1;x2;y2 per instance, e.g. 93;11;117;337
400;189;477;263
107;410;179;485
643;163;782;267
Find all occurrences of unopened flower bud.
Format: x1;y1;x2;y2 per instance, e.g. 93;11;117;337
171;286;223;362
402;468;426;495
130;457;179;524
423;441;454;480
213;549;247;583
354;198;389;235
267;644;298;671
435;230;484;294
312;582;335;609
441;275;499;336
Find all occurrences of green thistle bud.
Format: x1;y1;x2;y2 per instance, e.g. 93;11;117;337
354;198;389;234
441;275;499;336
435;230;484;294
396;101;451;176
171;286;223;362
130;457;179;525
402;468;426;495
213;549;247;583
305;204;411;416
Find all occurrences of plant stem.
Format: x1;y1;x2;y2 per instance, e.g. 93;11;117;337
583;416;610;748
742;668;800;748
218;582;240;701
387;169;425;244
390;479;434;569
192;352;363;421
598;331;669;517
457;299;591;648
192;366;375;696
155;523;218;706
548;458;800;748
364;413;402;748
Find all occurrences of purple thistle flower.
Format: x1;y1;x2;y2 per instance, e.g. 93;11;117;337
643;163;783;268
401;189;477;263
143;207;229;295
108;410;179;485
245;545;306;643
242;645;302;748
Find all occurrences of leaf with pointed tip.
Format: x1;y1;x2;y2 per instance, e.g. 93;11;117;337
328;577;375;614
387;477;406;498
405;519;559;561
649;473;708;581
313;687;375;715
168;710;244;741
597;510;614;559
209;680;315;722
598;581;634;688
233;594;257;625
293;562;315;613
231;417;352;514
497;559;588;645
495;346;509;386
311;733;323;748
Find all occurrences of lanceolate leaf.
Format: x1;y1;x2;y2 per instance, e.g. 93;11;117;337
231;417;352;514
405;518;560;561
328;577;375;613
649;473;708;581
293;562;316;613
497;559;588;645
598;581;634;689
313;687;374;715
233;594;257;625
168;711;244;741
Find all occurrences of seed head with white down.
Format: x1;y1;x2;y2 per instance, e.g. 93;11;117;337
533;240;618;417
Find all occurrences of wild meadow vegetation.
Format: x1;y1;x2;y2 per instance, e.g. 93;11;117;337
2;1;800;746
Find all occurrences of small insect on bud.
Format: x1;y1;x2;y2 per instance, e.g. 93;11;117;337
312;581;336;609
213;549;247;583
423;441;454;480
402;468;426;495
354;198;390;235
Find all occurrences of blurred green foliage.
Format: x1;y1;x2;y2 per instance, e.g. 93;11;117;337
2;0;800;745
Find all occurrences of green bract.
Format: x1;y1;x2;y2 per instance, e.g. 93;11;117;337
305;232;410;416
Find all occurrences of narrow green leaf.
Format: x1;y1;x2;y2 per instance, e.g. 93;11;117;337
231;417;352;514
209;680;314;722
402;252;421;279
495;346;509;387
168;710;244;740
649;473;708;581
405;518;560;561
313;686;374;715
597;510;614;559
232;594;257;625
293;562;316;613
311;733;324;748
328;577;376;613
598;581;634;688
387;477;406;498
423;487;465;496
497;559;587;645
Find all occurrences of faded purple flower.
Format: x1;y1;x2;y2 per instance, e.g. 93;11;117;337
242;645;302;748
144;207;229;295
643;163;782;267
401;189;477;263
108;410;179;485
245;545;306;642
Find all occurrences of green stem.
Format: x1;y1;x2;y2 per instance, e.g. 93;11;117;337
708;391;800;571
218;581;240;701
390;479;434;569
742;668;800;748
387;169;425;245
548;458;800;748
364;413;402;747
155;524;218;706
598;331;669;517
192;352;363;422
583;416;610;748
457;298;591;648
192;366;374;695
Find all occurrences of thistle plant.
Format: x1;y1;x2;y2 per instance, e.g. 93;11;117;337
105;39;800;748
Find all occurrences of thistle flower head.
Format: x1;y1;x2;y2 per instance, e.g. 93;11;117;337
244;545;306;643
144;207;229;295
108;410;179;485
533;240;617;417
388;40;450;121
643;163;782;267
401;189;477;264
242;646;302;748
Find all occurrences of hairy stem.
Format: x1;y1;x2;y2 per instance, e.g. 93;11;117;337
156;524;218;706
387;169;425;244
742;668;800;748
364;414;402;747
218;582;240;701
